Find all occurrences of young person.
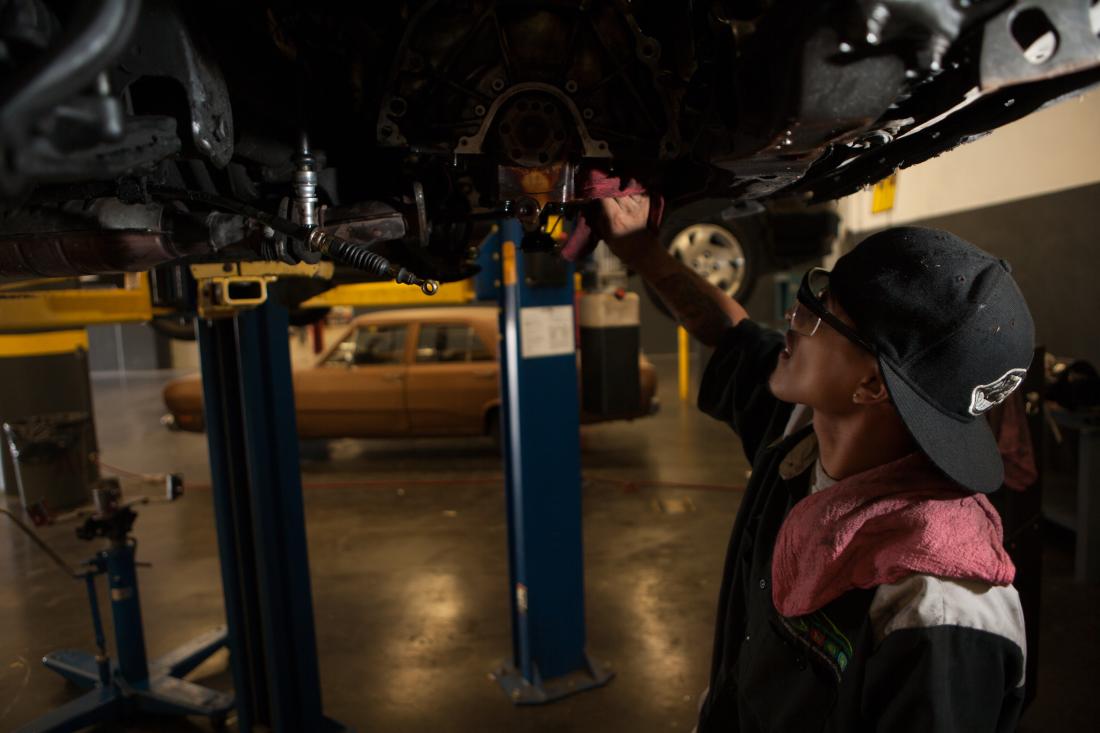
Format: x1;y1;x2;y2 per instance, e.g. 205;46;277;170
594;195;1031;732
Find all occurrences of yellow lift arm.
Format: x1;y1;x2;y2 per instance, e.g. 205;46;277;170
300;279;475;309
0;273;156;334
0;269;477;335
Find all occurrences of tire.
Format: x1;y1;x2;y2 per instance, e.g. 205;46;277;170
299;438;331;462
288;307;331;327
149;308;328;338
486;407;502;452
149;316;197;341
647;202;764;319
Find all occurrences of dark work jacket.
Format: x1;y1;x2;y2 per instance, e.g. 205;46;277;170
694;320;1026;733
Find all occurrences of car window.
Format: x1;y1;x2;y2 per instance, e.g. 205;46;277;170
416;323;493;363
324;324;407;366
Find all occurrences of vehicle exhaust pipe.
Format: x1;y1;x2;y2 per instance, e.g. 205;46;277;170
0;198;216;277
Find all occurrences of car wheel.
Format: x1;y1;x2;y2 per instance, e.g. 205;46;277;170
149;315;197;341
299;439;330;462
646;206;763;318
486;408;502;452
288;307;331;327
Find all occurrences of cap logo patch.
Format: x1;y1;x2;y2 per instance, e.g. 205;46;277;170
969;368;1027;416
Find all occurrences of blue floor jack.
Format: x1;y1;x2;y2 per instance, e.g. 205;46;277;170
11;480;234;732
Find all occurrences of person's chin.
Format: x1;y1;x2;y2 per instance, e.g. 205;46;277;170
769;357;806;403
767;369;790;401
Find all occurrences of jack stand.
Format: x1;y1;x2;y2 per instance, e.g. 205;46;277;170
16;484;233;733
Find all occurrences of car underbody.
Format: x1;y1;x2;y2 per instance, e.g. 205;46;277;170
1;0;1099;300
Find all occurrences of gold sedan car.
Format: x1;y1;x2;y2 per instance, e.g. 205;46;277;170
163;306;658;442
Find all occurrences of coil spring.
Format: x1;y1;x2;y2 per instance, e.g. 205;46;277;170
308;230;438;294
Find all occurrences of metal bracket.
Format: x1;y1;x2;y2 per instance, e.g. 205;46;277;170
111;0;235;167
195;276;272;318
189;261;334;319
980;0;1100;93
453;82;610;158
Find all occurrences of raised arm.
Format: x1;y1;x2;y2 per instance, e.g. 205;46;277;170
591;195;748;346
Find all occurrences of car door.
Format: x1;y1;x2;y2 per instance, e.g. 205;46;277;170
405;319;498;435
294;322;410;437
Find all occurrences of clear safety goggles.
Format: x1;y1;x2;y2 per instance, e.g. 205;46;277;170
786;268;874;353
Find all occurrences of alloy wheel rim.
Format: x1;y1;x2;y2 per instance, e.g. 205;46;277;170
669;223;746;296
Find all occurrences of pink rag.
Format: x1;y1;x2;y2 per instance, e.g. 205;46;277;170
772;451;1015;617
560;168;665;262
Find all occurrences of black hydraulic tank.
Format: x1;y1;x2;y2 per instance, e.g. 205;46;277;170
579;291;640;417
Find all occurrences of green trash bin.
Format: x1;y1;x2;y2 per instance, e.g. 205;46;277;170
3;412;93;512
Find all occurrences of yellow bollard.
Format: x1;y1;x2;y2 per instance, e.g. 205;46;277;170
678;326;690;401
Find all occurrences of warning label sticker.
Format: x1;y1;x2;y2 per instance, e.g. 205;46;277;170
520;305;575;359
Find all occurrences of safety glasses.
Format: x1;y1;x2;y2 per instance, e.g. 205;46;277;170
787;267;875;353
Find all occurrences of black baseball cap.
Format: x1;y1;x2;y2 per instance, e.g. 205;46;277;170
828;226;1035;494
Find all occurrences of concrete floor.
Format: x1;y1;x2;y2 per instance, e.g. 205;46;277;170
1;356;1096;731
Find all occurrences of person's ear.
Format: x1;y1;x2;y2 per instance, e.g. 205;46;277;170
852;364;891;405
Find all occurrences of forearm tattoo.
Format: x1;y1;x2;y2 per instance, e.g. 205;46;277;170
652;271;733;346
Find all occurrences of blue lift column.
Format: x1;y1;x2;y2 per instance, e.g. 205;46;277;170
196;293;346;732
492;218;612;703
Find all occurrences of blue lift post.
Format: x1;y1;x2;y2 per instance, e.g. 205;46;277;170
196;292;347;732
491;218;613;704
